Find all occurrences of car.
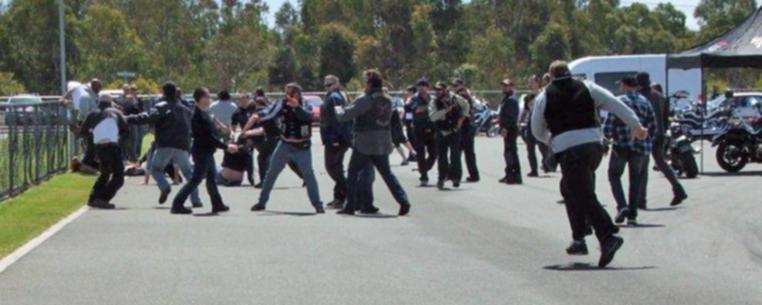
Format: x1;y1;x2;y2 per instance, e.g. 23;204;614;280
3;94;43;112
100;89;123;100
303;95;323;125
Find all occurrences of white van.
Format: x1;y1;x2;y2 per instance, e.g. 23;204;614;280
569;54;702;99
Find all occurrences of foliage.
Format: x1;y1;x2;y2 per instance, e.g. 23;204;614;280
0;72;26;96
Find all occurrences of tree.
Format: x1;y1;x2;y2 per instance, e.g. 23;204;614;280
465;26;515;89
0;72;26;96
529;21;571;72
695;0;757;43
269;47;300;88
317;23;358;86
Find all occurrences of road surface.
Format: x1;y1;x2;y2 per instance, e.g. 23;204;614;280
1;135;761;305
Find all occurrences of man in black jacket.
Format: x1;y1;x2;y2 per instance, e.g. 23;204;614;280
247;83;324;214
430;82;470;190
452;78;480;182
125;82;202;207
230;93;258;186
171;88;238;215
636;72;688;208
79;94;129;209
498;79;522;184
320;75;353;209
411;78;438;186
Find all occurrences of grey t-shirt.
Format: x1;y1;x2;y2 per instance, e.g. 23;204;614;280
209;100;238;127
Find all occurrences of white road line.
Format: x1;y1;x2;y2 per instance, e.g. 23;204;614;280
0;205;89;274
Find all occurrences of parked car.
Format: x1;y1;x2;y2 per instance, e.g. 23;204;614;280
3;95;43;112
303;95;323;125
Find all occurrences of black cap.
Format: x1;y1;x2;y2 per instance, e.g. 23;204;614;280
635;72;651;88
416;78;430;87
620;76;639;87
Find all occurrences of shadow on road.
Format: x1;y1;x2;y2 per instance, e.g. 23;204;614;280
643;207;678;212
616;223;666;229
259;210;317;217
544;263;656;271
354;213;398;219
193;212;220;217
701;171;762;177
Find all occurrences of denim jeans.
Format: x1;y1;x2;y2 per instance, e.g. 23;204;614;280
89;144;125;203
173;152;224;209
641;135;687;208
257;142;322;207
150;147;201;204
557;143;617;243
436;131;463;183
344;150;409;211
608;147;648;219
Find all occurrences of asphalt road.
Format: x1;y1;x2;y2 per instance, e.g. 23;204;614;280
1;134;761;305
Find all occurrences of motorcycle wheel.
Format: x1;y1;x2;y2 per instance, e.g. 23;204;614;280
486;125;500;138
716;141;748;173
680;151;698;178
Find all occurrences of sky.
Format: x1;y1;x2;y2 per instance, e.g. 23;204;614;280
261;0;703;30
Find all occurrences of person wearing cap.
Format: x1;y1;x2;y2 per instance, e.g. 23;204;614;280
320;75;353;209
79;94;129;209
247;83;324;214
531;60;648;267
636;72;688;208
498;78;522;184
410;78;438;186
430;81;470;190
452;78;480;182
604;76;656;226
125;82;203;208
335;69;411;216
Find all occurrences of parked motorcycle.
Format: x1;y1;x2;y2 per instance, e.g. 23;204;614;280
472;105;499;137
665;123;699;178
712;118;762;172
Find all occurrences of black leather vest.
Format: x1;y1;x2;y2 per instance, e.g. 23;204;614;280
544;79;599;136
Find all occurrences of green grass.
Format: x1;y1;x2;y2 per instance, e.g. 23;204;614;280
0;173;94;258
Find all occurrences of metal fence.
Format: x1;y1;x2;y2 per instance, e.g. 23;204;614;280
0;100;72;200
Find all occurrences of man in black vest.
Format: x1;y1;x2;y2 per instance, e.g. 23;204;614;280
452;78;480;182
430;82;470;190
336;69;411;216
636;72;688;208
531;61;648;268
320;75;353;209
410;78;438;186
247;83;324;214
498;79;522;184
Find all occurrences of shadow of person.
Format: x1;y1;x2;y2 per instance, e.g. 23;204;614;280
700;171;762;177
193;212;220;217
617;223;666;229
260;210;317;217
354;213;399;219
643;207;678;212
544;262;656;271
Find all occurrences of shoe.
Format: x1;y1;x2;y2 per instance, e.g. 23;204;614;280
88;199;115;209
671;192;688;206
452;180;460;188
360;206;380;214
326;200;344;209
254;182;263;189
192;202;203;208
436;180;445;190
627;218;638;226
212;205;230;213
399;203;411;216
315;206;325;214
170;207;192;214
302;182;307;188
614;208;629;224
598;235;624;268
251;203;266;211
337;209;356;215
527;172;539;177
408;155;417;162
466;176;480;183
401;160;409;166
499;177;509;183
158;187;171;204
419;177;429;187
566;240;589;255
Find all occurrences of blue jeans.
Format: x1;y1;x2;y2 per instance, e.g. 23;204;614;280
345;150;409;211
608;147;648;219
258;142;322;207
150;147;201;204
173;152;225;209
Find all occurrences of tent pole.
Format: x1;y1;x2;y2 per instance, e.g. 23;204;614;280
700;66;705;174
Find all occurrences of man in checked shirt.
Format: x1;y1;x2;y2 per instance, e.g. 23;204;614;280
604;76;656;227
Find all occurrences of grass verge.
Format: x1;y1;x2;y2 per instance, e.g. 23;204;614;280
0;173;94;258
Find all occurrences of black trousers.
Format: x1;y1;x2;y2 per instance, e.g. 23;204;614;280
414;127;437;181
503;131;521;178
173;152;224;209
89;144;125;203
524;131;549;174
641;135;686;208
557;143;617;243
324;144;349;202
436;132;463;183
256;139;302;182
405;124;416;152
461;122;479;179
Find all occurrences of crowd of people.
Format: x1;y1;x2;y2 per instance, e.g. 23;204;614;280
68;59;690;268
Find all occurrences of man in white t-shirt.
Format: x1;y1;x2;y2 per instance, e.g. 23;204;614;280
79;94;128;209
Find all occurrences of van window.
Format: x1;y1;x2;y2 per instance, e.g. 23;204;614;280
594;72;638;94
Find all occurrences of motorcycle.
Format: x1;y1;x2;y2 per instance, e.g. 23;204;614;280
712;118;762;172
472;104;499;137
665;123;699;178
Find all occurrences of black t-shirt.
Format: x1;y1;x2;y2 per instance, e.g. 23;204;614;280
222;149;251;172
